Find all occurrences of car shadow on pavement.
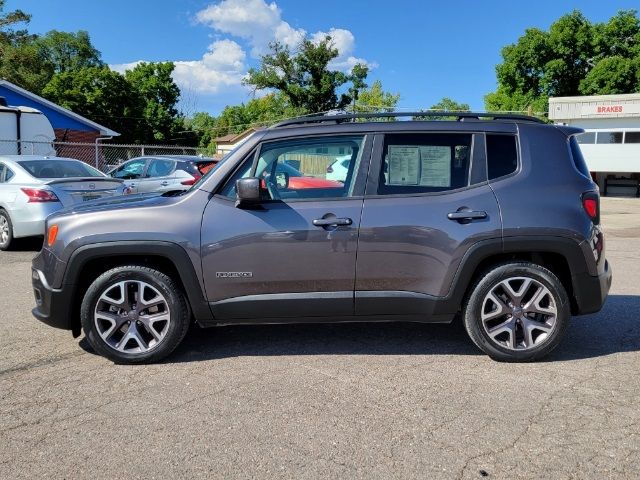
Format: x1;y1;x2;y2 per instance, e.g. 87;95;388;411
78;295;639;363
9;237;43;252
169;318;481;363
547;294;640;362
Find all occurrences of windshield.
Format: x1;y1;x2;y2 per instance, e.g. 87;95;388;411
19;159;105;179
188;151;234;191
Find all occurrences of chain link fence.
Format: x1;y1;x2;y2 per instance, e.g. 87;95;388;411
1;139;210;172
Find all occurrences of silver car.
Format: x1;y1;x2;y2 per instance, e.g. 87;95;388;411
109;155;218;195
0;155;123;250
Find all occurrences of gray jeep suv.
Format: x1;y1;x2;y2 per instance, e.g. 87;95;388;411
31;112;612;364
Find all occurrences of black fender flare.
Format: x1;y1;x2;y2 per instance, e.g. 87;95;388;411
435;235;589;315
63;241;213;322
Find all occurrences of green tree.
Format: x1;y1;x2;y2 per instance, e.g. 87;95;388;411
354;80;400;113
412;97;471;120
124;62;182;142
35;30;102;73
244;35;369;113
41;66;139;141
0;42;52;93
485;9;640;113
184;112;217;151
580;56;640;95
0;0;32;46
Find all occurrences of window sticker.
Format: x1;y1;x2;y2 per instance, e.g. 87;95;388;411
386;145;451;187
387;146;420;185
419;146;451;187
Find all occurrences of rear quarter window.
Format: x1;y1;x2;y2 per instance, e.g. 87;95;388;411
569;136;591;179
487;134;518;180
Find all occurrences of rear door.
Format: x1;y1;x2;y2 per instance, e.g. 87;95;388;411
141;158;177;193
200;134;372;320
355;131;502;317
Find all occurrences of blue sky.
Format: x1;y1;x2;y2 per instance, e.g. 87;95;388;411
12;0;640;115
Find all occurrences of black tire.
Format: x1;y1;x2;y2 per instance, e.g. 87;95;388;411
0;209;14;251
81;266;191;364
463;262;570;362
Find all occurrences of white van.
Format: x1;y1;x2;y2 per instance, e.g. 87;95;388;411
0;103;56;156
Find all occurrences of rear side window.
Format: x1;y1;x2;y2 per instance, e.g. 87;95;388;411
569;136;591;179
378;133;472;194
487;134;518;180
145;159;175;178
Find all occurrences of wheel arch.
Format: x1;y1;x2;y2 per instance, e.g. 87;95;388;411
63;241;213;334
444;236;589;316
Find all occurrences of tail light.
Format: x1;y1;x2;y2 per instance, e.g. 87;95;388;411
21;188;59;203
181;173;202;186
582;192;600;224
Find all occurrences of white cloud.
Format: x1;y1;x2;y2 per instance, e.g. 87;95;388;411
194;0;374;71
111;1;376;110
110;40;247;95
311;28;377;72
196;0;305;56
110;60;143;74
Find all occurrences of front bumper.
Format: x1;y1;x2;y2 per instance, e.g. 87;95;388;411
31;267;74;330
572;259;613;315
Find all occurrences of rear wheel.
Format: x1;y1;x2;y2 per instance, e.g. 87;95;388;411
463;262;570;362
81;266;190;364
0;210;14;251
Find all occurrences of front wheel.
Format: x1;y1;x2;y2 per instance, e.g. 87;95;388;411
463;262;570;362
81;266;190;364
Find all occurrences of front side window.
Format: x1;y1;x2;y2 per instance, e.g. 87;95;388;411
378;133;472;194
220;135;365;200
112;159;147;179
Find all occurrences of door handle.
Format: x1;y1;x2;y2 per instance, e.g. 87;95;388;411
313;217;353;227
447;210;487;223
161;181;169;186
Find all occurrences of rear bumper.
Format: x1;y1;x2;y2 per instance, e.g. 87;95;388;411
11;203;61;238
572;259;612;315
31;267;74;330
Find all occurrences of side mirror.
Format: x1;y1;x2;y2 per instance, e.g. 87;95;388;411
275;171;289;189
235;177;262;208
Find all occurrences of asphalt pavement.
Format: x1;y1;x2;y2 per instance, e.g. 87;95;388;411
1;198;639;479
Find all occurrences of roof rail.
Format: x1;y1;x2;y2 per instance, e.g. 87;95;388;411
271;111;546;128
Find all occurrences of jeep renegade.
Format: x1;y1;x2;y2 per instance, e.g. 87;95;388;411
31;112;612;364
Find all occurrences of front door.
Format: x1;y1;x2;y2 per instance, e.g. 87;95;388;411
201;134;372;320
355;132;502;316
112;158;148;195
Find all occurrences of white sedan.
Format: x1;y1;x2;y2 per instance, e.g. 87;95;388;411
0;155;123;250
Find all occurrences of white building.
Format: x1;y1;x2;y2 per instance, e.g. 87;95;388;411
549;93;640;196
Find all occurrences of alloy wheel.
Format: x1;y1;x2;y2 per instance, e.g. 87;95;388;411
480;276;558;350
0;215;9;247
94;280;171;354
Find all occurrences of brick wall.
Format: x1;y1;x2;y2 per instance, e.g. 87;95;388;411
54;128;101;143
53;129;100;166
